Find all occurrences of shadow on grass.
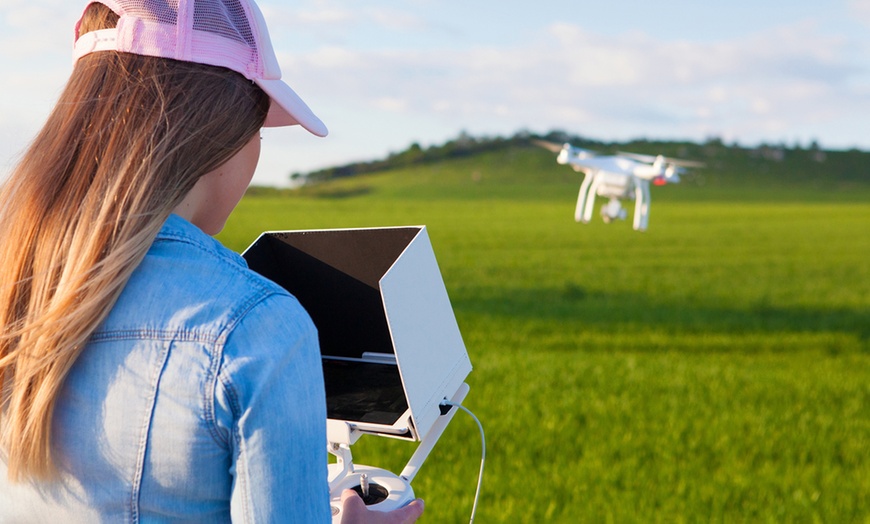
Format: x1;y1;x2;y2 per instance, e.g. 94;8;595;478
454;283;869;353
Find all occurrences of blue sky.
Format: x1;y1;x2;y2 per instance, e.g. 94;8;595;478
2;0;869;186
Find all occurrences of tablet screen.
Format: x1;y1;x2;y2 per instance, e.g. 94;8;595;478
322;358;408;425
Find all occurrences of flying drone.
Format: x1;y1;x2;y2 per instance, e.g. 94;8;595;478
536;140;704;231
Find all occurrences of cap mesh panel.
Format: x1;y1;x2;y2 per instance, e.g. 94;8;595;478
113;0;254;48
123;0;179;25
193;0;255;47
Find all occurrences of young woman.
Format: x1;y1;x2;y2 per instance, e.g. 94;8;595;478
0;1;423;522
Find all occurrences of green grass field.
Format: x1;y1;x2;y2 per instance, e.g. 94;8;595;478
219;144;869;523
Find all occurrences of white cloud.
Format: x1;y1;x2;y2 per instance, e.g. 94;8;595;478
260;10;870;168
850;0;870;25
3;1;869;186
319;18;865;147
364;8;428;33
1;2;80;57
373;97;408;112
294;8;354;25
751;98;772;115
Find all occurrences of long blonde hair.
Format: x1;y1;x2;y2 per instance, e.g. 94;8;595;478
0;3;270;481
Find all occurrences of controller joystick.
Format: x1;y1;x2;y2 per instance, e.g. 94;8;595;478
328;465;415;523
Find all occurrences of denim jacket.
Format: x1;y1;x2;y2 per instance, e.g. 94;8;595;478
0;214;331;523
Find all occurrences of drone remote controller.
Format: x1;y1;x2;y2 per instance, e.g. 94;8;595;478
328;464;415;523
243;228;476;521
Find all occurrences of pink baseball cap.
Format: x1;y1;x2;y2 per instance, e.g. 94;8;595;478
73;0;327;136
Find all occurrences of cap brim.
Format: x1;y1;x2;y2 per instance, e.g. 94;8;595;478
256;78;328;137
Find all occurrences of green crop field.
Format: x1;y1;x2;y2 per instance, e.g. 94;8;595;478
218;140;869;523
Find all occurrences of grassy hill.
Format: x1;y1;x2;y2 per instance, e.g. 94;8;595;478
221;136;869;523
283;131;868;191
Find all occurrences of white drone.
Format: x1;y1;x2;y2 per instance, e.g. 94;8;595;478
536;140;704;231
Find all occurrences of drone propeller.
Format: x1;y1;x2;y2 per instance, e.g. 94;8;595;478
616;151;657;163
532;139;568;153
616;151;705;168
533;139;599;157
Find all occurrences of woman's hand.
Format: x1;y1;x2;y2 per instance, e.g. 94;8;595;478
338;489;424;524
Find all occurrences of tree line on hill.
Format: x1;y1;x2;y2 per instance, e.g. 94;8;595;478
289;129;869;187
291;130;551;185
